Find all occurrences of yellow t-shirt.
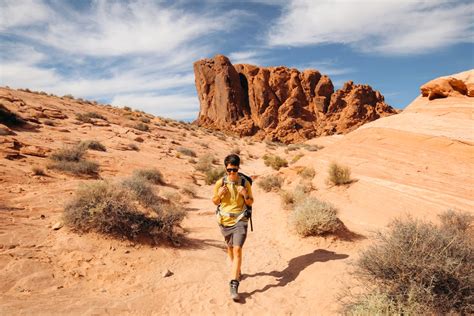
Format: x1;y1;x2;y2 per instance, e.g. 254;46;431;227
213;176;253;227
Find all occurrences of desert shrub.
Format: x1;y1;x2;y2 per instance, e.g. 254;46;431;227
63;94;74;99
438;208;473;233
257;175;283;192
198;142;209;149
290;197;342;236
140;117;150;123
48;145;99;175
76;112;106;123
0;104;26;127
349;213;473;314
291;153;304;164
303;144;323;152
188;158;197;164
263;154;288;170
177;147;197;157
32;167;46;176
287;144;302;151
195;154;217;172
280;187;306;208
231;146;241;155
43;119;55;126
128;143;139;151
133;168;165;185
121;176;158;207
63;181;185;243
162;191;182;204
344;291;422;315
205;167;225;185
133;122;149;132
123;106;132;111
328;162;351;185
80;140;106;152
298;166;316;179
180;187;197;198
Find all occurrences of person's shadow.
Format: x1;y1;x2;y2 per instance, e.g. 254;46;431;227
237;249;349;303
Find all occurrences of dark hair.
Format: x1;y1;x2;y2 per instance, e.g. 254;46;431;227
224;154;240;167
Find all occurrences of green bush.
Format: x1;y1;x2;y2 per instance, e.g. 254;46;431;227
263;154;288;170
133;168;165;185
63;181;185;243
291;153;304;164
257;175;283;192
290;197;342;236
349;212;473;314
328;162;351;185
205;167;225;185
177;147;197;157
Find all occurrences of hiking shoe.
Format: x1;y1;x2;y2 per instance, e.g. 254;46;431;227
230;279;239;301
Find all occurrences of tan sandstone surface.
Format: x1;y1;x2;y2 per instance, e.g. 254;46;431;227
0;70;473;315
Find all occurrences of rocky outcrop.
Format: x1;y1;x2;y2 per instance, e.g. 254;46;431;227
420;71;474;100
193;55;397;143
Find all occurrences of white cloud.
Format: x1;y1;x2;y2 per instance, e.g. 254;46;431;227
111;93;199;120
5;0;240;57
228;50;267;65
0;0;51;30
267;0;474;55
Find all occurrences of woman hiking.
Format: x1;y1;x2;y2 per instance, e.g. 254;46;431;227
212;154;254;301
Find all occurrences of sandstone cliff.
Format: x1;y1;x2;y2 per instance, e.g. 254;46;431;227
194;55;397;143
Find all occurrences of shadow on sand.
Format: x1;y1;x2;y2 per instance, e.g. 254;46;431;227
237;249;349;303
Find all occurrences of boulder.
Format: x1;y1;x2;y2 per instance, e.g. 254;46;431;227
420;76;471;100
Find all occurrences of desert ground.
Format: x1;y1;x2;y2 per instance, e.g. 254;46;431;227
0;71;473;315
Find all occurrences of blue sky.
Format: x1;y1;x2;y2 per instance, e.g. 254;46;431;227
1;0;473;121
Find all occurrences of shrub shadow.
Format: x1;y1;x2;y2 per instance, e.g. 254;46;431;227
237;249;349;303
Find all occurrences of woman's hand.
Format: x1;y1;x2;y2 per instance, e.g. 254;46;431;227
237;186;248;198
218;186;228;198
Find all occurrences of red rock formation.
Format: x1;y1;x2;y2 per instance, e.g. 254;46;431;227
194;55;397;143
420;74;474;100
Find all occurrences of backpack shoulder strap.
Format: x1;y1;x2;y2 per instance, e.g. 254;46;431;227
221;175;227;187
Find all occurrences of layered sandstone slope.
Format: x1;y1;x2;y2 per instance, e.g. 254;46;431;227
194;55;397;143
296;70;474;230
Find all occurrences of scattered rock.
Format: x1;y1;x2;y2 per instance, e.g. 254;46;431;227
134;136;144;142
52;222;63;230
162;269;173;278
20;145;51;157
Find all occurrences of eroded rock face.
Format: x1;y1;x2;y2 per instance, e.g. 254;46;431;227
194;55;397;143
421;74;474;100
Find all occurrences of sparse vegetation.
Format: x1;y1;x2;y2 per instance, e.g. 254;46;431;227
303;144;324;152
133;168;165;185
328;162;352;185
43;119;55;126
280;187;306;208
48;145;99;176
140;117;151;123
290;197;342;236
257;175;284;192
297;166;316;179
121;175;158;207
195;154;218;172
231;146;241;155
291;153;304;164
346;211;473;315
123;106;132;111
177;147;197;157
76;112;107;123
63;181;185;243
80;140;106;152
180;187;197;198
128;143;139;151
205;167;226;185
32;167;46;176
263;154;288;170
133;122;150;132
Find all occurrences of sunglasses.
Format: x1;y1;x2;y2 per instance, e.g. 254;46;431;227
226;168;239;173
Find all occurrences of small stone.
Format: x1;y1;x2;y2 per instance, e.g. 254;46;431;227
125;250;130;254
52;222;63;230
40;214;46;219
162;269;173;278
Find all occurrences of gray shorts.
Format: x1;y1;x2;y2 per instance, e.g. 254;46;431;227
219;221;248;247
